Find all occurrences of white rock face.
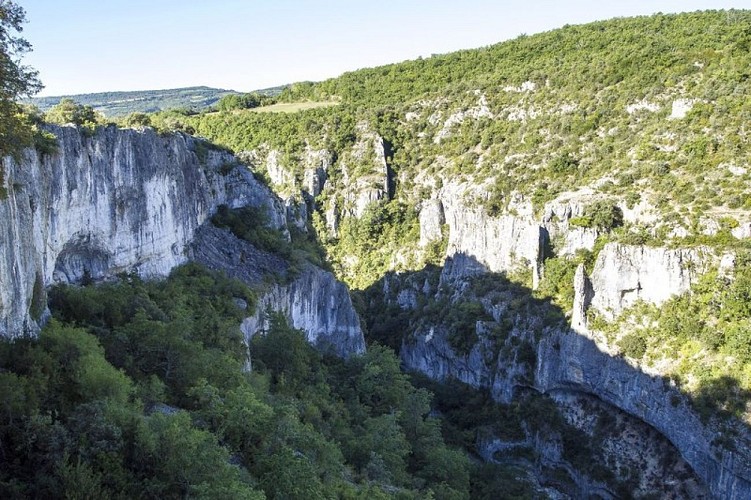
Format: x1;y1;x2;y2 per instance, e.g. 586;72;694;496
418;199;445;246
441;204;543;284
329;123;391;220
625;100;660;114
242;266;366;357
324;200;339;237
264;149;293;187
557;227;599;255
302;146;331;197
434;94;493;143
504;105;539;122
541;191;633;258
542;198;600;255
431;184;612;288
503;80;537;92
588;243;708;319
571;264;591;332
434;180;543;282
727;164;748;176
0;125;285;337
352;179;388;218
242;144;331;201
669;98;695;119
733;222;751;239
401;303;751;499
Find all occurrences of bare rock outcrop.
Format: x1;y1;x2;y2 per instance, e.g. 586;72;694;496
242;266;366;357
588;243;708;320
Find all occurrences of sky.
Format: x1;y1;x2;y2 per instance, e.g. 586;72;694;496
20;0;751;97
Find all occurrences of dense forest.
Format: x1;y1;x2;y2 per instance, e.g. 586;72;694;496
0;262;541;499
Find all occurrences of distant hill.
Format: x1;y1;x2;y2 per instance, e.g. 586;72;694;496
28;85;286;117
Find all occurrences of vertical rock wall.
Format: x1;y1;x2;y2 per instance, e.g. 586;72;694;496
0;125;284;336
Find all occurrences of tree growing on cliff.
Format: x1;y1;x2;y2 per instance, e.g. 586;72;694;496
45;98;99;127
0;0;42;157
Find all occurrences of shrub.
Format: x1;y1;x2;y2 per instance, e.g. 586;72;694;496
571;200;624;231
618;333;647;359
211;204;290;258
33;128;59;155
45;98;99;127
124;112;152;128
549;152;579;174
446;301;491;354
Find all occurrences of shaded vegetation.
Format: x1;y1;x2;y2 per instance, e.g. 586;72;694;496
122;11;751;306
211;204;290;258
211;204;330;273
0;263;490;498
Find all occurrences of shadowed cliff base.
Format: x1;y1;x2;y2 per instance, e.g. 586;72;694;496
358;252;751;498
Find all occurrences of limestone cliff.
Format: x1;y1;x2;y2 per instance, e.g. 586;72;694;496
241;266;366;357
587;243;710;320
307;137;750;494
537;322;751;499
190;224;365;357
0;125;365;360
416;185;610;290
441;205;544;285
559;243;751;497
390;264;751;499
0;125;280;336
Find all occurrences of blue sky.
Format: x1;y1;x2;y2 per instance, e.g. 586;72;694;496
21;0;751;96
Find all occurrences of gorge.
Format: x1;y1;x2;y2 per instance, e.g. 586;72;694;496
3;8;751;499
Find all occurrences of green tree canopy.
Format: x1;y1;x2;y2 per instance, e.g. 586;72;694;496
124;111;151;128
45;98;99;127
216;92;273;111
0;0;42;157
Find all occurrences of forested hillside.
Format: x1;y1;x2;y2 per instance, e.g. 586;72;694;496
175;10;751;223
167;10;751;388
139;10;751;497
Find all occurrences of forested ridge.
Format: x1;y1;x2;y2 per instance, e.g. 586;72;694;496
105;9;751;307
165;10;751;218
154;10;751;423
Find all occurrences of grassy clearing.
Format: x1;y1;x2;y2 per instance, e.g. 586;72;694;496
244;101;338;113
